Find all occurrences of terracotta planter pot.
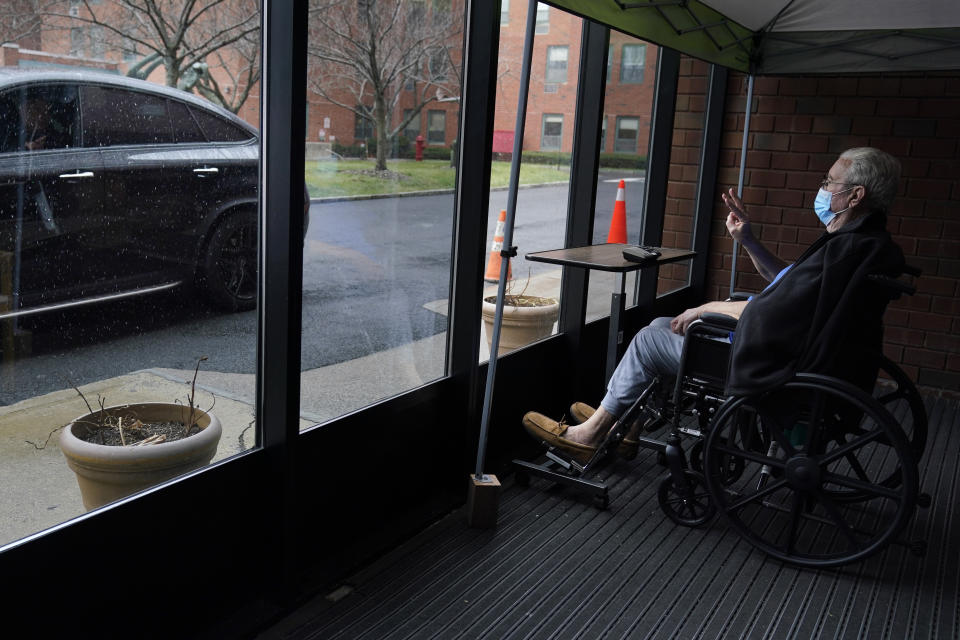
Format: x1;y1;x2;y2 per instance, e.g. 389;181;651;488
482;295;559;356
59;402;222;510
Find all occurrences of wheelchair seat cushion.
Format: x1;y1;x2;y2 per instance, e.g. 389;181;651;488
725;210;904;397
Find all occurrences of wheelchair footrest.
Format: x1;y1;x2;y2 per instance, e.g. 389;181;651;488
512;457;610;509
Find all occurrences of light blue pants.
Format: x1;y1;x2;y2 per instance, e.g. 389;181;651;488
600;316;684;417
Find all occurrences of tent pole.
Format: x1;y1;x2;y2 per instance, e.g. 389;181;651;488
473;0;537;483
729;73;753;297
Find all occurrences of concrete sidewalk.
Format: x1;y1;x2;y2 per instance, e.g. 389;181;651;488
0;265;628;547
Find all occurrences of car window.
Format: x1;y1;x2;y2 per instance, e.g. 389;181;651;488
0;84;80;153
188;105;252;142
81;85;175;146
168;100;208;143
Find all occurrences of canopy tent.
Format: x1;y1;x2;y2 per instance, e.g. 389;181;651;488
546;0;960;74
471;0;960;509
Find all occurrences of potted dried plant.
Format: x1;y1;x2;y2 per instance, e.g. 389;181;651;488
481;276;559;356
58;357;222;510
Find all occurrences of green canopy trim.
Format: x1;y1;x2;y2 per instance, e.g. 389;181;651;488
545;1;960;74
546;0;756;72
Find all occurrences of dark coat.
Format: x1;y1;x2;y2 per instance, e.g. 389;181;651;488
725;211;905;397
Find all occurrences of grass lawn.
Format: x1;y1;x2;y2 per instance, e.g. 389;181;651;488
304;159;571;198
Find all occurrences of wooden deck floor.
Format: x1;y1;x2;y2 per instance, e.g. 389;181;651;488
261;394;959;640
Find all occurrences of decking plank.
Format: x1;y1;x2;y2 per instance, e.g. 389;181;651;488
259;394;960;640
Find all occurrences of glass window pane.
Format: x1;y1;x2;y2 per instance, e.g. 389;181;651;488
189;106;253;142
168;101;207;143
481;2;581;360
0;6;262;544
540;113;563;151
606;45;613;83
589;36;657;322
0;84;80;152
82;86;174;146
427;110;446;144
302;0;464;425
614;116;639;153
545;45;568;84
535;2;549;34
620;44;646;84
402;109;421;141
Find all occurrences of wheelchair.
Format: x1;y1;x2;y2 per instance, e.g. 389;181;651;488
514;270;928;568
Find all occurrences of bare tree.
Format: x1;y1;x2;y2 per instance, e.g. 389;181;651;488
44;0;260;113
0;0;49;47
307;0;462;171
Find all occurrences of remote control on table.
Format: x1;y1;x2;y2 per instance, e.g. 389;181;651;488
622;245;662;263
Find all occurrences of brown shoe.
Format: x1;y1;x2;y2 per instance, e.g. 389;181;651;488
569;401;594;424
569;402;639;460
522;412;596;464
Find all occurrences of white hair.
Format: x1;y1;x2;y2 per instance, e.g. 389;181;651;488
839;147;901;213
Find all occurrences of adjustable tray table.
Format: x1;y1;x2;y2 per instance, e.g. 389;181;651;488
525;243;695;382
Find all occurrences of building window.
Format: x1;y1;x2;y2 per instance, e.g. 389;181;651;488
427;109;445;144
121;37;139;62
614;116;639;153
541;113;563;151
429;51;447;80
408;0;425;21
354;109;374;142
545;45;568;84
89;25;105;59
431;0;450;26
403;109;421;140
607;45;613;83
600;116;607;152
70;27;85;56
500;0;509;24
535;2;549;34
620;44;646;84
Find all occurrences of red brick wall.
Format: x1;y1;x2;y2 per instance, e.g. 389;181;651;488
708;72;960;392
658;55;709;294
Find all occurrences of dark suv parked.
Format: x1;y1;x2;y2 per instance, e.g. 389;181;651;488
0;69;291;318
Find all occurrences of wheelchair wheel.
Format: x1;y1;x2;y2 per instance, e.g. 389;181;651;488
658;470;715;527
825;356;928;502
703;374;918;568
690;438;744;485
875;355;928;465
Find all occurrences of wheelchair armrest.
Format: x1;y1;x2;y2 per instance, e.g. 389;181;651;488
867;274;916;297
903;263;922;278
727;291;753;302
698;312;738;331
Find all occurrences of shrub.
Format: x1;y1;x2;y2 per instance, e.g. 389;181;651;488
599;152;647;170
492;150;646;170
422;145;452;160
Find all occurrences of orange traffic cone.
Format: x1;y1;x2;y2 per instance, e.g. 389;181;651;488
484;209;512;282
607;179;628;243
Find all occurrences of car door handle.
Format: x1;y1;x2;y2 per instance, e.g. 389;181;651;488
58;171;95;179
193;167;219;175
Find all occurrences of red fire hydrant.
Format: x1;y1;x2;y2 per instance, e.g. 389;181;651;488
415;135;425;161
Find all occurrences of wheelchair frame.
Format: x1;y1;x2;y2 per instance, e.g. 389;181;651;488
513;269;929;568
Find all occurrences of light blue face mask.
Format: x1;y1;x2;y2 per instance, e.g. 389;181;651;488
813;186;855;226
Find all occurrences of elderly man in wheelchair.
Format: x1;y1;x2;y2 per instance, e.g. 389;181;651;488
520;147;928;568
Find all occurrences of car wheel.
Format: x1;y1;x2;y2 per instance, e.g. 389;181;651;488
201;210;257;311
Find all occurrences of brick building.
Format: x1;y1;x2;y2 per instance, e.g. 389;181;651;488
492;1;657;155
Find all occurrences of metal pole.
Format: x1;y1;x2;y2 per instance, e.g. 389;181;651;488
474;0;538;481
729;73;753;297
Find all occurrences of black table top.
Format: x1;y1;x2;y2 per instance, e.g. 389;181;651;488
525;243;696;272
